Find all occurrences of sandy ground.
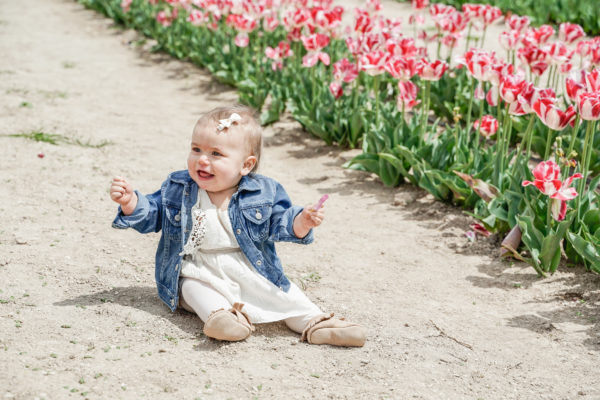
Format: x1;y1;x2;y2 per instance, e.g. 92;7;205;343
1;0;600;399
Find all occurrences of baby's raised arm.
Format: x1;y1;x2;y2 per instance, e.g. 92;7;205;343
110;176;138;215
292;195;327;239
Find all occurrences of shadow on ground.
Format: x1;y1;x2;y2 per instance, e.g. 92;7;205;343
53;285;297;347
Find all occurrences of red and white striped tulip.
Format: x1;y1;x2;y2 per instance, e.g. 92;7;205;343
499;74;526;104
384;56;417;80
559;23;585;44
411;0;429;10
565;69;587;101
506;14;530;32
416;59;448;81
578;92;600;121
473;115;499;137
333;58;359;83
499;29;520;51
586;68;600;92
397;80;420;111
522;160;582;221
329;82;343;99
533;98;576;131
486;86;499;107
464;48;496;82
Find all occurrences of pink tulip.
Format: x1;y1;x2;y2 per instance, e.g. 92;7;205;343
559;23;585;44
263;15;279;32
302;51;330;67
329;82;343;99
121;0;132;12
409;14;425;26
234;33;249;47
416;59;448;81
578;92;600;121
397;81;420;111
187;9;207;26
473;115;499;137
533;98;576;131
156;11;172;27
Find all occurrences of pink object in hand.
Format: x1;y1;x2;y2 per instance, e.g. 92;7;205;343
313;194;329;211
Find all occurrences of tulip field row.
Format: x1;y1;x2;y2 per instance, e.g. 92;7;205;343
77;0;600;276
417;0;600;37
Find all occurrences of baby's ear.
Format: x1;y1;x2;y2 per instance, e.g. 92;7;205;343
241;155;257;176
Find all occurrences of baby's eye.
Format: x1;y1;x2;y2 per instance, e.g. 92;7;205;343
211;151;223;157
192;147;201;153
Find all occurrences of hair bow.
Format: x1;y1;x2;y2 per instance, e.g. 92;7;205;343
216;113;242;132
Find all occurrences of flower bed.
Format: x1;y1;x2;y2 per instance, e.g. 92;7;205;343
78;0;600;275
419;0;600;37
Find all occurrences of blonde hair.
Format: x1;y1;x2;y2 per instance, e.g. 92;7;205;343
193;104;262;173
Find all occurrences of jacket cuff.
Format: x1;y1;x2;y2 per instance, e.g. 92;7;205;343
111;190;150;229
286;205;314;244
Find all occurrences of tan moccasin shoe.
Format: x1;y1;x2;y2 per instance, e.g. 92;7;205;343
301;313;366;347
203;302;255;341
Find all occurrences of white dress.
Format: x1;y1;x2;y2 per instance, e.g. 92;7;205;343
179;189;322;324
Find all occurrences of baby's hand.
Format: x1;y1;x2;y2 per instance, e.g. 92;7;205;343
110;176;137;214
293;198;326;239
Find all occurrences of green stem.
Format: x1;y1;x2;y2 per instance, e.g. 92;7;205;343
373;74;381;127
566;114;581;175
576;121;594;221
465;77;475;141
511;115;535;176
543;125;554;161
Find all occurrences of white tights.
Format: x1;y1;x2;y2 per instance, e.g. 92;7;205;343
179;278;317;334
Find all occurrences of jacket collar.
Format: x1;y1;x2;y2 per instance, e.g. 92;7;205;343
237;173;262;193
169;170;261;192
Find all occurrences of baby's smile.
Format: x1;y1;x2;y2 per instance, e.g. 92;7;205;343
197;170;214;179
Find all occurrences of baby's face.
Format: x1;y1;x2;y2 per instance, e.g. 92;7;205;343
187;124;256;197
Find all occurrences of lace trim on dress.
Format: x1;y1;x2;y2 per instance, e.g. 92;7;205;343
179;205;207;256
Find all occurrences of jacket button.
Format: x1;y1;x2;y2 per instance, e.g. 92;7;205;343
174;214;181;222
170;299;175;306
236;229;241;235
256;260;262;266
255;211;262;220
175;263;179;271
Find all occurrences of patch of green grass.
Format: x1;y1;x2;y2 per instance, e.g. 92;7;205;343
19;101;32;108
62;61;76;69
6;130;111;148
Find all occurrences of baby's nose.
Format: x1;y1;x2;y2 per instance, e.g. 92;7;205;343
197;154;210;164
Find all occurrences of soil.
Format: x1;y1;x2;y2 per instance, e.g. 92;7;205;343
1;0;599;399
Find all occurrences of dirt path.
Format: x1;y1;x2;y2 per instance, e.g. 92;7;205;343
1;0;599;399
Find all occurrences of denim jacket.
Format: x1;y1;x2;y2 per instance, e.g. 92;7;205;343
112;170;313;311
